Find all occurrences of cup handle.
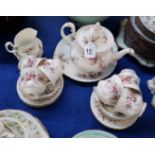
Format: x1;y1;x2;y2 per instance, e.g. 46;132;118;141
5;42;15;53
60;22;76;44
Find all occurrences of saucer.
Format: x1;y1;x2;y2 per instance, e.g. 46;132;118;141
73;130;116;138
116;19;155;68
54;35;118;83
17;76;64;108
0;110;49;137
0;117;29;138
90;92;140;130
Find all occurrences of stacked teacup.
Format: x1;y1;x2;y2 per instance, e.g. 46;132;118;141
91;69;147;130
17;56;64;108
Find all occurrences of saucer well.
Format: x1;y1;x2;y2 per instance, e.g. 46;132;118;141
54;35;118;83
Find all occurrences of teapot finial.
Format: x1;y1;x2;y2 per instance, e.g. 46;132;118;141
94;22;101;30
115;48;134;60
95;22;101;26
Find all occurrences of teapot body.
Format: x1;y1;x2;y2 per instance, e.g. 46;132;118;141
61;22;133;75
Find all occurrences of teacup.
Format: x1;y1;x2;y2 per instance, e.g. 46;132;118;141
119;69;140;91
38;59;62;87
18;56;42;70
113;88;146;118
5;28;43;59
95;75;123;106
92;69;146;129
19;58;63;101
20;68;49;99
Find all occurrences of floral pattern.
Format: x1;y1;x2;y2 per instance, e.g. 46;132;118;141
126;92;137;109
23;57;36;69
58;53;69;64
77;71;103;79
121;75;138;85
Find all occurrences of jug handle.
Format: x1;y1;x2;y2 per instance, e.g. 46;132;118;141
61;22;76;44
5;42;20;59
5;42;15;53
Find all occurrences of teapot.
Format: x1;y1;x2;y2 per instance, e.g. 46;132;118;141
5;28;43;60
61;22;134;73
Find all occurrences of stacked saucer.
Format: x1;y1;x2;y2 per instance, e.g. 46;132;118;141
17;56;64;108
117;16;155;67
91;69;147;130
148;77;155;108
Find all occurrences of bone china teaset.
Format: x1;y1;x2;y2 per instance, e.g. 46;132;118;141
1;19;154;138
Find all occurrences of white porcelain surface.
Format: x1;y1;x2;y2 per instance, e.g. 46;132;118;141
90;92;141;130
17;57;64;107
0;117;28;138
148;77;155;108
55;22;133;82
54;35;118;82
0;110;49;138
95;75;123;106
5;28;43;60
90;69;147;130
17;76;64;107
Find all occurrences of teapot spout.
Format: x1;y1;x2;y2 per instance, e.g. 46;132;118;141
115;48;134;60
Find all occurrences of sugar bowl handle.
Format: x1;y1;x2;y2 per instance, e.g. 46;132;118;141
61;22;76;44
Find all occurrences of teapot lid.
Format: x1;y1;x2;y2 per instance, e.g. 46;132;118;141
75;23;115;52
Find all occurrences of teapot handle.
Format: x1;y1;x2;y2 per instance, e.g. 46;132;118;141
61;22;76;44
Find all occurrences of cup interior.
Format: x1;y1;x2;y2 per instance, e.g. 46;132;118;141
16;38;37;49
